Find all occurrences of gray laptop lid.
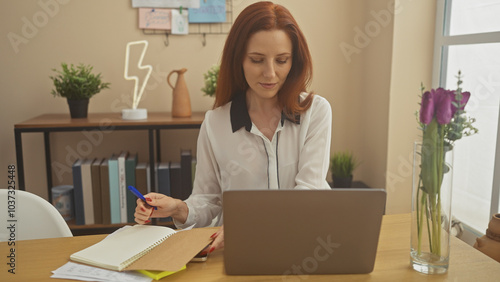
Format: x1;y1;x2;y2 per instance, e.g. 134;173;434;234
223;189;387;275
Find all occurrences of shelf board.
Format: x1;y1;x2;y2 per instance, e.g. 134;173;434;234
15;112;205;129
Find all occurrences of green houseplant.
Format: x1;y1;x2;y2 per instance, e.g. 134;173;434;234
50;63;110;118
201;64;219;97
330;151;358;188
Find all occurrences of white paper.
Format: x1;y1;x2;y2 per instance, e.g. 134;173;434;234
171;9;189;35
51;261;152;282
104;225;133;239
132;0;200;9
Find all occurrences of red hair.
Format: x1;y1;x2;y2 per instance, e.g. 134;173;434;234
214;1;313;119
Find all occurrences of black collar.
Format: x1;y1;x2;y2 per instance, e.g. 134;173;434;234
230;92;300;133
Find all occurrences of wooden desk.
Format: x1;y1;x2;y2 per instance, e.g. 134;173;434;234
14;112;205;201
1;214;499;281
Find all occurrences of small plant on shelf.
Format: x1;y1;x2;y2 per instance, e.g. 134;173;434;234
49;63;110;118
201;64;219;97
330;151;359;188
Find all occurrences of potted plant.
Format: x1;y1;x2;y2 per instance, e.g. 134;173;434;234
201;64;219;97
50;63;110;118
330;151;358;188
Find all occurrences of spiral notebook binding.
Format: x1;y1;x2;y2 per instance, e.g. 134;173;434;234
120;232;176;270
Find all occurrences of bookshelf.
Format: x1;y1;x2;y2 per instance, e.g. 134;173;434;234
14;112;204;233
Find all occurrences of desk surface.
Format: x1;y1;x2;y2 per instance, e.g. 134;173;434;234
14;112;206;129
2;214;499;281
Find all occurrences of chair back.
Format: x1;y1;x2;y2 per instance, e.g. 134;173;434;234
0;189;73;241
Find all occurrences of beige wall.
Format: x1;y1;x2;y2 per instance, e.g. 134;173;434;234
0;0;436;213
386;0;437;214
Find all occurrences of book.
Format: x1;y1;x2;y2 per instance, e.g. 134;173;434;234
157;162;171;223
126;153;138;222
157;162;170;197
117;151;129;223
191;157;197;187
108;154;120;224
70;225;215;272
91;158;103;224
135;162;150;195
169;162;182;200
100;158;111;224
72;159;85;225
180;149;193;200
81;158;95;225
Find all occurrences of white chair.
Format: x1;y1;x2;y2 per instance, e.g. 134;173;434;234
0;189;73;241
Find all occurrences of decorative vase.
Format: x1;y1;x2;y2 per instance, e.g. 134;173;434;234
410;141;454;274
473;214;500;263
332;175;353;188
67;98;89;118
167;68;192;118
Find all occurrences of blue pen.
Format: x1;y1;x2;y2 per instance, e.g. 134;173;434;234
128;185;157;210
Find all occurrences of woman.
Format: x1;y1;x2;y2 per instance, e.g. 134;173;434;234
135;1;332;253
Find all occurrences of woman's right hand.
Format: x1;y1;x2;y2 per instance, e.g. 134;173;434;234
134;192;188;224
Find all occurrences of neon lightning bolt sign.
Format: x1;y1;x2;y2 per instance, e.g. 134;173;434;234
124;40;153;109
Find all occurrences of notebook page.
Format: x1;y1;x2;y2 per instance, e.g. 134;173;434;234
70;225;176;271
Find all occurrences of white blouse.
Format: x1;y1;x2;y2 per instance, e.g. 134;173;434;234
174;92;332;228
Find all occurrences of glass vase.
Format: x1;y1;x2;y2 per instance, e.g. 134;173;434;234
410;141;454;274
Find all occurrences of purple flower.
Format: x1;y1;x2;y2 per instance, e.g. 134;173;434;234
452;91;470;116
434;88;454;124
420;90;435;125
419;88;471;125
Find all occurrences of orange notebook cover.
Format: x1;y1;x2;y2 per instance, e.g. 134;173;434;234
70;225;215;272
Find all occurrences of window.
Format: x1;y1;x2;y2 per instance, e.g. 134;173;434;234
433;0;500;234
448;0;500;36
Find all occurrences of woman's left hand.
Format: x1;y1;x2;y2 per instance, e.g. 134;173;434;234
209;225;224;253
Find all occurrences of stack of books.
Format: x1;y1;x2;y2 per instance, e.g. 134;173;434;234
71;150;195;225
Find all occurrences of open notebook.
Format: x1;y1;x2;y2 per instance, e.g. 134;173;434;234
70;225;214;272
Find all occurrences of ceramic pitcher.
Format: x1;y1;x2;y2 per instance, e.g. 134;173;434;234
474;213;500;263
167;68;192;117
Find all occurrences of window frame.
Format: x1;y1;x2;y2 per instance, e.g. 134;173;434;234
432;0;500;229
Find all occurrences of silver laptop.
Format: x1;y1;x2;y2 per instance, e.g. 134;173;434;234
223;189;386;276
